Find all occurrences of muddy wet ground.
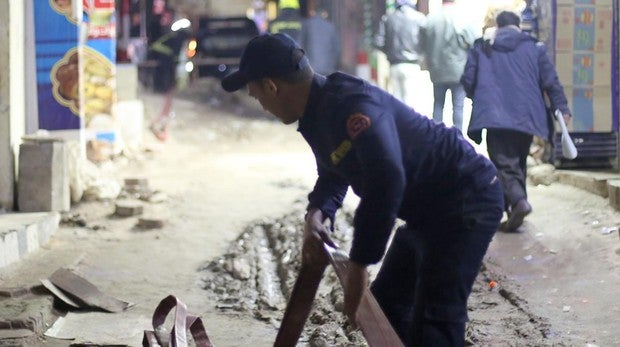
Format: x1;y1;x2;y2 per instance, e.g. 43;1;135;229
200;205;578;346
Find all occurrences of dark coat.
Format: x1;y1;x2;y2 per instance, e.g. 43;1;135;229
460;27;570;144
300;16;341;75
300;73;497;265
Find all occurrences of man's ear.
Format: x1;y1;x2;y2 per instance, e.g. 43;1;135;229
263;78;279;96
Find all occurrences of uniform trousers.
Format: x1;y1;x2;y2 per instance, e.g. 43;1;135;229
370;178;503;346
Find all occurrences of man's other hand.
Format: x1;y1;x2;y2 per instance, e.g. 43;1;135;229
343;261;369;328
302;208;330;267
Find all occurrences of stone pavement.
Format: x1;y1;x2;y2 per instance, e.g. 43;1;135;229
556;169;620;210
1;168;620;345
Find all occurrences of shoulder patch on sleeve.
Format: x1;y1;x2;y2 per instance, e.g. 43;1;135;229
346;113;371;139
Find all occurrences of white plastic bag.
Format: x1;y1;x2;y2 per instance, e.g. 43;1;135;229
554;109;578;160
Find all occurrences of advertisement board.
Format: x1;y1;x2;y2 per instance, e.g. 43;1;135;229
33;0;81;131
81;0;117;127
555;1;614;132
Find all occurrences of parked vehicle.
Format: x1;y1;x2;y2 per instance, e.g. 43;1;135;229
189;16;259;80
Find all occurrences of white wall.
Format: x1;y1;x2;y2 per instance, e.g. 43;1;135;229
0;0;27;210
0;0;14;210
10;0;25;154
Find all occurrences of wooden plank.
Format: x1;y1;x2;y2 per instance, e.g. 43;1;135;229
273;262;326;347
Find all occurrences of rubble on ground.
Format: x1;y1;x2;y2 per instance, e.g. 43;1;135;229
200;207;571;346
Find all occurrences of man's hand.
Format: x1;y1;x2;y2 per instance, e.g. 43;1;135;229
302;208;331;268
343;261;369;328
563;113;572;124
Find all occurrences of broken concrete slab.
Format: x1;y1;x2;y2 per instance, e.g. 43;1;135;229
44;312;148;346
47;268;133;313
40;279;80;309
0;294;56;334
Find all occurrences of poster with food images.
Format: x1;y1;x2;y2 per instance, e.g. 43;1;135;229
34;0;81;130
82;0;116;126
34;0;116;131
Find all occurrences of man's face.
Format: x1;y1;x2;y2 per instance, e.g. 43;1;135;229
248;80;298;125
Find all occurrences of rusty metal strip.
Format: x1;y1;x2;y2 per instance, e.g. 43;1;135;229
274;240;403;347
324;244;404;347
48;268;132;313
273;262;327;347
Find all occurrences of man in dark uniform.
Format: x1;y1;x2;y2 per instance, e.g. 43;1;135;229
221;33;504;346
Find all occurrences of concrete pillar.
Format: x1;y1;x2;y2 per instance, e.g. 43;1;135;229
17;139;70;212
0;0;14;211
0;0;28;211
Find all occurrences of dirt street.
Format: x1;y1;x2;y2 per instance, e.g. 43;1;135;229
1;79;619;346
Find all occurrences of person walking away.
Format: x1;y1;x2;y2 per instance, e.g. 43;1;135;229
221;33;504;346
147;9;190;141
374;0;427;112
268;0;303;44
460;11;571;232
420;0;478;131
300;7;341;76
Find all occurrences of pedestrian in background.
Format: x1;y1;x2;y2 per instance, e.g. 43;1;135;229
300;7;341;76
268;0;303;44
221;33;504;346
460;11;571;232
374;0;426;111
147;9;190;141
420;0;478;131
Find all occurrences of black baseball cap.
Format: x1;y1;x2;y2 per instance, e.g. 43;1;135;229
221;33;308;92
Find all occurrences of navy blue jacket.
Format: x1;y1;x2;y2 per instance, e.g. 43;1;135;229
299;73;497;265
461;27;570;144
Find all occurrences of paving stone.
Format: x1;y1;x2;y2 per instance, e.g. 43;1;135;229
0;288;29;298
607;179;620;211
123;178;149;194
0;294;56;334
114;200;143;217
556;170;620;198
136;217;165;229
0;328;35;339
